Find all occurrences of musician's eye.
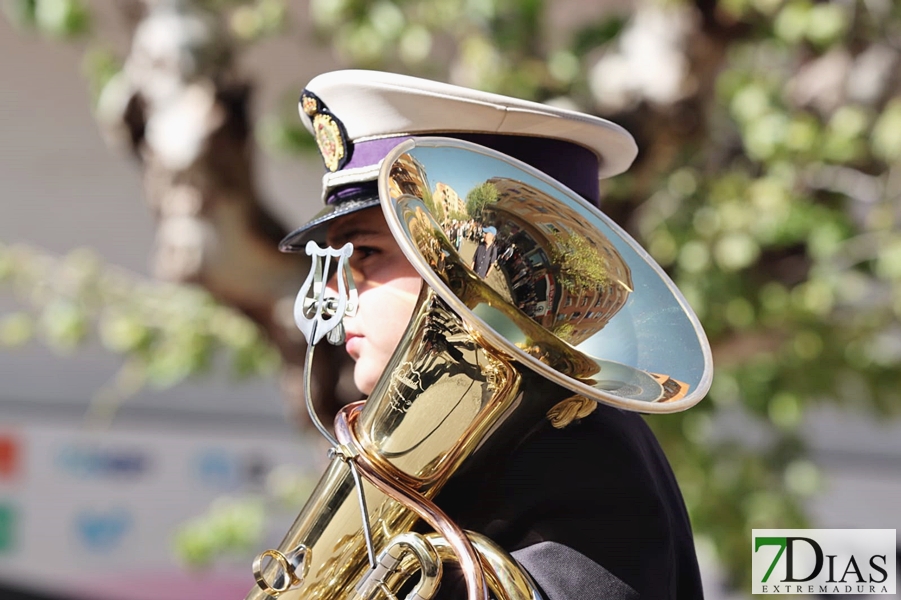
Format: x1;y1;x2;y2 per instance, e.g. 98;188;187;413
348;246;382;275
355;246;379;259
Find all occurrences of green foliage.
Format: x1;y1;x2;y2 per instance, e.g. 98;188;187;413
548;233;610;295
551;321;575;341
3;0;91;38
173;465;316;568
225;0;287;42
81;46;121;104
306;0;626;97
633;1;899;586
0;243;280;399
418;186;437;218
175;496;267;568
465;181;499;220
570;15;625;57
0;312;34;347
257;108;320;156
872;99;901;163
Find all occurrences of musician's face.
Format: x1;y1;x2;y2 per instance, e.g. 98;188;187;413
326;208;422;395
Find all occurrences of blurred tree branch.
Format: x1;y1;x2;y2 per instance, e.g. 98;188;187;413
3;0;359;427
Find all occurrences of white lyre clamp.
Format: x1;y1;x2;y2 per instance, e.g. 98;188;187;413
294;241;380;574
294;241;358;346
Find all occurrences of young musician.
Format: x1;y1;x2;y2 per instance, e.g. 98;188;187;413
279;70;707;600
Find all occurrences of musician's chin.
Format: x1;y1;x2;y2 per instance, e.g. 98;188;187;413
350;351;382;396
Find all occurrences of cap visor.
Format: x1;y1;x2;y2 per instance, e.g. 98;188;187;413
279;196;381;252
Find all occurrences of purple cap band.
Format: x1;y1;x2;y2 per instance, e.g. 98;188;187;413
337;133;601;206
326;182;379;205
342;136;414;171
283;134;602;251
452;133;600;206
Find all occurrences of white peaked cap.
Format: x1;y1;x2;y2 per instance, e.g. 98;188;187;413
299;70;638;180
280;70;640;251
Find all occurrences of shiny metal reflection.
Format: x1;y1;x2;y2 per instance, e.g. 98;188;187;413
378;138;713;413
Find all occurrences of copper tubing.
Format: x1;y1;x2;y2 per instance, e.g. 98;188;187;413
335;405;490;600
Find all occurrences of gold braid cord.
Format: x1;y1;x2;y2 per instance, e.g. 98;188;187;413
546;395;597;429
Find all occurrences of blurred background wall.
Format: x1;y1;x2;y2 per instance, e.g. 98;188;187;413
0;7;329;598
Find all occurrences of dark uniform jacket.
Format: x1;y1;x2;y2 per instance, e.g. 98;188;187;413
432;404;704;599
472;242;498;278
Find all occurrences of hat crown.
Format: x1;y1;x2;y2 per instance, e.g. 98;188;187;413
299;70;638;186
280;70;639;251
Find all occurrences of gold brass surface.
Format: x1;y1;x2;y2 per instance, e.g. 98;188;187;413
384;532;543;600
248;137;713;600
429;532;544;600
380;138;713;413
246;285;573;600
355;532;443;600
253;547;308;595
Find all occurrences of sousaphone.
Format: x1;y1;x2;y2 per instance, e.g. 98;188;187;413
247;138;713;600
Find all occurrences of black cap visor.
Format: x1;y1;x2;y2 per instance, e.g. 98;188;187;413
279;193;380;252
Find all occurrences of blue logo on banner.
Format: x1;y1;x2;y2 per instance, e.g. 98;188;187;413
194;450;271;490
75;508;131;552
195;449;240;489
57;444;149;479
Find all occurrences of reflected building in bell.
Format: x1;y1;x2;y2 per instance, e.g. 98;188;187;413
388;153;430;200
387;155;466;226
385;157;634;346
432;182;466;223
487;177;633;344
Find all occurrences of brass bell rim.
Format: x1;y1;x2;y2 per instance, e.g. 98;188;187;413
377;137;714;415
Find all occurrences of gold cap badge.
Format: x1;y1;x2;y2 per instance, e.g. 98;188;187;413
300;90;350;172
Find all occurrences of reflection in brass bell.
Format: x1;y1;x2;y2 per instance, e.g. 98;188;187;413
379;138;713;414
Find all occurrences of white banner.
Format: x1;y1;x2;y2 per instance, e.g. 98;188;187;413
0;420;320;600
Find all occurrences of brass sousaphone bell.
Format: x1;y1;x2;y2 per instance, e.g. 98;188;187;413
247;138;713;600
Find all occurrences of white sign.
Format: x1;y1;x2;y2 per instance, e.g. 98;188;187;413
0;420;320;600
